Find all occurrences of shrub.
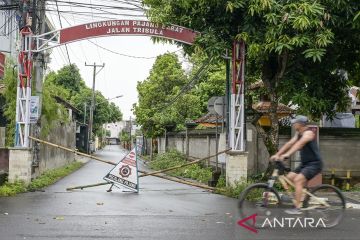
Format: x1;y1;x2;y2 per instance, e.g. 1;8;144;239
150;149;213;183
216;178;257;198
0;181;27;196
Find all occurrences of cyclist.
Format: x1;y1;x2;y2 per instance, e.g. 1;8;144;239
270;115;323;214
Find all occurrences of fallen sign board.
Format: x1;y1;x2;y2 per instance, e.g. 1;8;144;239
103;147;139;192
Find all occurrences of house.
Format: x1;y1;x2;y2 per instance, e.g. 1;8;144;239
194;113;223;128
248;80;295;126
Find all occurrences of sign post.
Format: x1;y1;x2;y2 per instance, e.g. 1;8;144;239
30;96;40;123
103;147;139;193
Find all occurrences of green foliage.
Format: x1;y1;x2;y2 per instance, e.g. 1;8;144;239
51;64;85;95
0;161;83;196
28;161;83;191
143;0;360;150
41;76;70;136
134;53;203;137
2;61;17;146
0;181;27;197
216;175;226;188
149;149;213;183
216;178;256;198
191;53;226;112
119;131;130;143
2;61;79;144
181;164;212;183
150;149;185;170
47;64;122;137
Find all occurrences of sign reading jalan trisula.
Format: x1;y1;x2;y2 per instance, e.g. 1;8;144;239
60;20;199;45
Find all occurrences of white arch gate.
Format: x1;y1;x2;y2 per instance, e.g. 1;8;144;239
15;18;245;152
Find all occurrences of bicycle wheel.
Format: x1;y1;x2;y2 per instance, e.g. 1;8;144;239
238;183;282;228
303;184;346;228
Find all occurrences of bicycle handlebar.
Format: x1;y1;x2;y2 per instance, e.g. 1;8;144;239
273;160;291;174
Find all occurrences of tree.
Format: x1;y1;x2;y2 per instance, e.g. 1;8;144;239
143;0;360;153
70;88;123;135
44;64;123;137
2;61;17;146
51;64;85;95
2;61;70;145
134;53;203;137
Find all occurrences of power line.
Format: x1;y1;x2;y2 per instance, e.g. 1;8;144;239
54;0;71;65
0;4;18;11
89;0;103;63
44;9;146;17
68;3;89;63
154;57;214;113
45;1;145;12
46;11;69;65
87;40;181;59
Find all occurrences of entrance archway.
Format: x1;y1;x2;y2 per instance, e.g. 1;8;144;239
15;19;198;148
15;18;245;152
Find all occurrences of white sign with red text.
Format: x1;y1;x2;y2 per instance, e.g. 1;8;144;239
103;148;139;192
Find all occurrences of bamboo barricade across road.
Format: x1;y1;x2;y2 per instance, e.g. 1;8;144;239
29;136;229;192
139;148;231;177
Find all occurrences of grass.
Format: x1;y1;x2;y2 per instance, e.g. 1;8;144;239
149;149;213;184
0;181;27;197
0;161;84;197
215;175;257;198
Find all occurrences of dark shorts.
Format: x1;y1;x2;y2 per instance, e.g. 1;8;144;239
294;163;322;180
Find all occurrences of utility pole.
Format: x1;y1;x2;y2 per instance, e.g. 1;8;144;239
83;103;87;124
85;62;105;153
129;116;132;150
32;0;47;165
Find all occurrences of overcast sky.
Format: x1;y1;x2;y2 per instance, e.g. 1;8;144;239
46;0;183;120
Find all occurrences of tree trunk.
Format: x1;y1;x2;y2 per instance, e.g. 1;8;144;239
150;137;153;161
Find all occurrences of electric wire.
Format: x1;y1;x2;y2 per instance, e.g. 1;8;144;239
154;57;214;113
54;0;71;65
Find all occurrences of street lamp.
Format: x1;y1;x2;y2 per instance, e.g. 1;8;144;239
107;95;123;101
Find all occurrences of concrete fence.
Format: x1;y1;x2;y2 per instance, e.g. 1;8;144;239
245;124;360;176
155;123;360;185
6;120;77;184
156;129;227;169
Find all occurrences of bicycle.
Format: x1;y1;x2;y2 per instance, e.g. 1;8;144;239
238;160;346;228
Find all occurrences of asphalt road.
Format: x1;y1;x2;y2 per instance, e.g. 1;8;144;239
0;145;359;240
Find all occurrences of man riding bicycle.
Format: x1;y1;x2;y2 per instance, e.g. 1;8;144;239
270;115;323;214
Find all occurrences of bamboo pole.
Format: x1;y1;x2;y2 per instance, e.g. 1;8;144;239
139;148;231;177
65;169;219;191
29;136;117;166
30;136;224;192
66;182;110;191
